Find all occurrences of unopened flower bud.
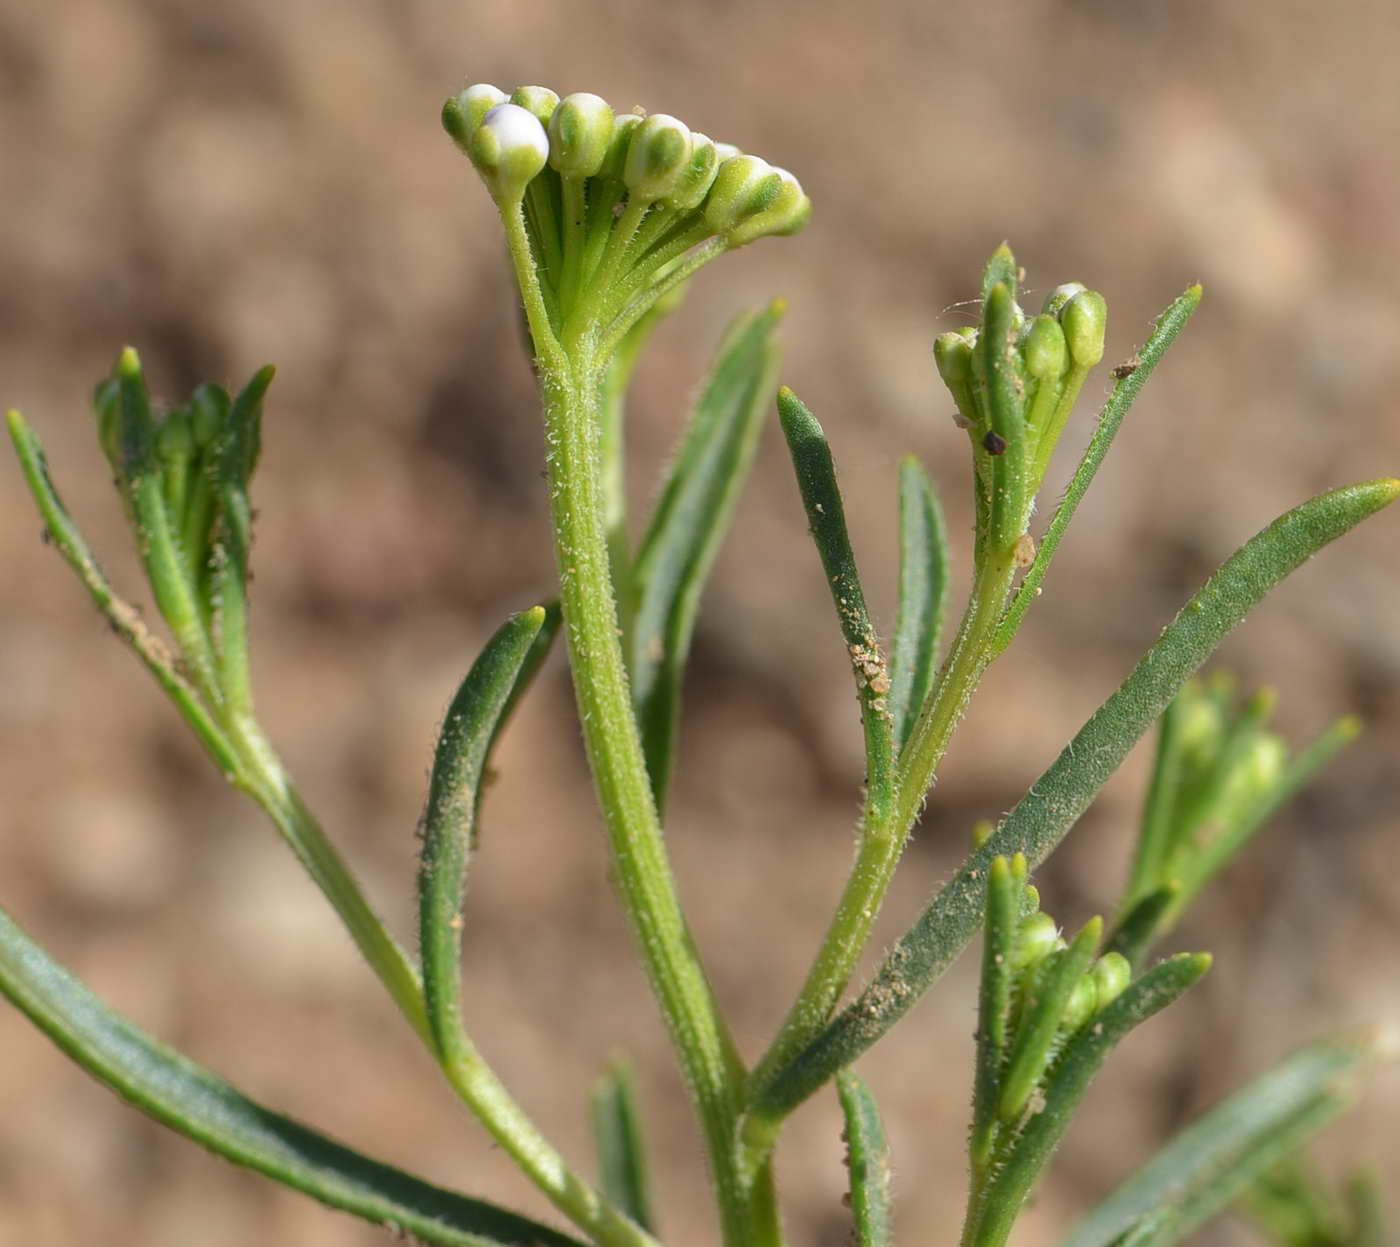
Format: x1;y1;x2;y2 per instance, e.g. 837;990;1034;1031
443;83;508;152
624;113;693;202
664;132;720;211
713;141;740;163
1023;314;1068;380
934;330;976;387
597;113;641;182
1061;974;1098;1031
1013;912;1059;972
156;408;195;464
510;85;560;126
1091;952;1131;1010
189;384;227;449
1042;282;1086;319
470;103;550;204
726;166;810;245
1061;289;1107;367
703;155;781;236
548;92;614;179
1241;732;1287;792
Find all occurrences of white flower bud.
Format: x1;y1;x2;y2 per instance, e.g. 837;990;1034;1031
548;92;615;179
664;132;720;211
443;82;507;153
702;154;780;235
469;103;550;204
725;166;810;246
623;113;693;202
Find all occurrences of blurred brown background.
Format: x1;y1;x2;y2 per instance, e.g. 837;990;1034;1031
1;1;1397;1244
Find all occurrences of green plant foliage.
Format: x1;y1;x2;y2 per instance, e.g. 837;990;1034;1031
3;76;1396;1247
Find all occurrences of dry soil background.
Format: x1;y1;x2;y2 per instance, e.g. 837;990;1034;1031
1;2;1398;1245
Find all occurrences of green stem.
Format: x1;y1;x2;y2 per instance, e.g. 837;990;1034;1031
503;201;774;1245
227;716;431;1048
438;1046;660;1247
745;546;1019;1154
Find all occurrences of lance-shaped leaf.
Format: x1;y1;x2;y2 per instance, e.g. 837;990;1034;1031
628;300;783;808
209;365;276;715
0;902;586;1247
776;385;896;826
970;854;1028;1175
5;407;241;776
591;1059;657;1233
419;606;556;1066
889;455;950;754
1059;1033;1383;1247
994;286;1202;655
837;1071;893;1247
748;477;1399;1123
965;953;1211;1247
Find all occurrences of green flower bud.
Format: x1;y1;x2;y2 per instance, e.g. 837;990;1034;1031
510;85;559;127
623;113;693;202
1042;281;1086;319
1060;973;1098;1032
1176;688;1225;768
702;154;782;236
1241;731;1287;792
442;83;508;152
548;92;614;179
1061;289;1108;367
93;376;122;474
664;132;720;211
189;384;227;449
934;331;976;387
1091;952;1131;1010
156;408;195;464
469;103;550;204
597;113;641;182
1012;912;1059;972
725;166;810;246
1023;314;1068;380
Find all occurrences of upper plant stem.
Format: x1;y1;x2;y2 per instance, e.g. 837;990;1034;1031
226;715;433;1047
501;202;778;1246
746;547;1019;1153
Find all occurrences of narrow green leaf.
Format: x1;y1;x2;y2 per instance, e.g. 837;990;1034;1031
750;477;1399;1121
982;280;1028;550
5;408;241;777
890;455;950;753
1103;887;1177;973
1059;1033;1381;1247
0;902;587;1247
980;243;1019;303
591;1059;657;1233
837;1071;893;1247
970;855;1026;1174
208;365;275;714
628;301;784;809
969;953;1211;1247
1125;695;1190;908
776;385;896;826
419;606;551;1067
995;286;1202;655
117;348;222;697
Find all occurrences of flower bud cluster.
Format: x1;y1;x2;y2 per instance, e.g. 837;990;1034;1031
1124;674;1357;932
996;902;1130;1123
443;81;810;333
932;247;1107;555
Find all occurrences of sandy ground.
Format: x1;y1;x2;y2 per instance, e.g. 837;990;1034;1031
1;1;1398;1243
